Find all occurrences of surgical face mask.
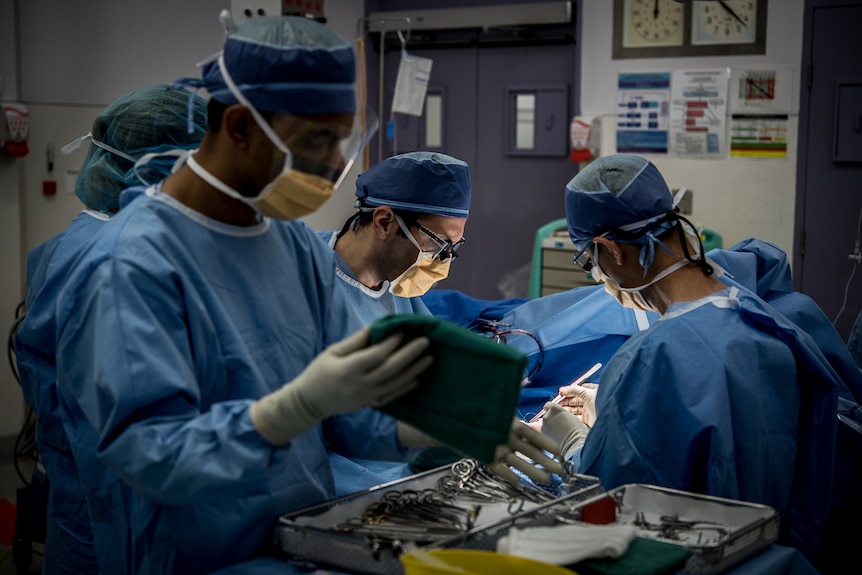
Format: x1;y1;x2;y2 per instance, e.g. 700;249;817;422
388;214;451;297
185;54;378;220
590;243;689;313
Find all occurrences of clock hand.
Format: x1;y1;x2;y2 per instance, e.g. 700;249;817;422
718;1;748;28
654;0;659;19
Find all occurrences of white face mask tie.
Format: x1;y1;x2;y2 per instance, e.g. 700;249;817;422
61;132;137;164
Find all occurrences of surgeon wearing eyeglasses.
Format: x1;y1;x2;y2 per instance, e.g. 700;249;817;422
320;151;469;325
316;152;469;493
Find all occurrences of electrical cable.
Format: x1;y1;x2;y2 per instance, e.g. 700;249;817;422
832;205;862;327
8;300;37;486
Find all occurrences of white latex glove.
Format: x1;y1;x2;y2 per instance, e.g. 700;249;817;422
489;419;564;485
558;382;598;428
541;403;589;460
251;327;433;446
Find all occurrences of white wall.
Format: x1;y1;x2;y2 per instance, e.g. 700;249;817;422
580;0;803;254
1;0;24;436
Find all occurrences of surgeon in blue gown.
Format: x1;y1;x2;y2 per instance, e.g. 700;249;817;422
539;154;840;564
708;240;862;574
13;84;208;575
51;17;436;575
321;151;470;325
318;151;471;493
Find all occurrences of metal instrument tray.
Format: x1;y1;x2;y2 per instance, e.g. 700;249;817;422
274;461;603;575
561;484;779;574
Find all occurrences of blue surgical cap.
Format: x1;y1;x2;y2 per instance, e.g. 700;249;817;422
565;154;678;268
75;84;207;212
355;152;471;218
200;16;356;115
566;154;675;249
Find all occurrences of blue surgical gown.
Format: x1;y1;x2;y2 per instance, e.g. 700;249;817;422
709;238;862;403
54;186;413;575
577;286;839;562
15;208;118;575
316;230;425;495
708;240;862;574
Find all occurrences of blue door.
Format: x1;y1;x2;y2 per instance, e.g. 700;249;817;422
366;1;580;299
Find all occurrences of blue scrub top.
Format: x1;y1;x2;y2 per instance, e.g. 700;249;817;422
54;186;412;575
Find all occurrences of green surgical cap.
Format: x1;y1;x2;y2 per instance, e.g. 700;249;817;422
370;314;526;463
74;84;207;212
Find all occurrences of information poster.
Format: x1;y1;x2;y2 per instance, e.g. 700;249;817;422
616;72;671;154
669;69;730;157
728;66;792;159
729;114;789;158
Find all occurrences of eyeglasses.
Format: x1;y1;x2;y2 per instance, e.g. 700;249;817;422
573;245;594;273
418;224;466;262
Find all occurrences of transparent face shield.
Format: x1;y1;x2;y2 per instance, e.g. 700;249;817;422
216;53;378;205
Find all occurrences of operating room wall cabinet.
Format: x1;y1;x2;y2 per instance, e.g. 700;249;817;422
540;241;593;296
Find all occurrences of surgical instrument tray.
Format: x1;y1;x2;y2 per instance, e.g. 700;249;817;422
559;484;779;574
274;460;603;575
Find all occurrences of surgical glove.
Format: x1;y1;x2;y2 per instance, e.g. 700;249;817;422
251;327;434;446
397;421;442;449
559;382;598;428
541;403;589;461
489;419;564;486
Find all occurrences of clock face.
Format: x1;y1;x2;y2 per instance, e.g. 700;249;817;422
693;0;758;45
624;0;684;48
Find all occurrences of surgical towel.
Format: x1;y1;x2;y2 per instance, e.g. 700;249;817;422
572;537;694;575
496;523;637;565
370;314;526;463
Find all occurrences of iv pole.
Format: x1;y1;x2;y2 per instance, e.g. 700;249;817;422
356;16;411;164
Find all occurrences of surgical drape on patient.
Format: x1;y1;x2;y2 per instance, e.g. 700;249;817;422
370;314;526;463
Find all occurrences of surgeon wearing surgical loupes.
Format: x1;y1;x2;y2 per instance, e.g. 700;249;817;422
317;152;471;493
321;151;470;326
539;154;839;563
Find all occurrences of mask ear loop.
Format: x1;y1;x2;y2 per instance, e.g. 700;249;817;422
393;213;425;252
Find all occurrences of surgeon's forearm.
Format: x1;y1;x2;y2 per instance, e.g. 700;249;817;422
396;421;442;448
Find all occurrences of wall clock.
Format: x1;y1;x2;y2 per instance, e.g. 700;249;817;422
622;0;685;48
613;0;768;59
692;0;759;45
